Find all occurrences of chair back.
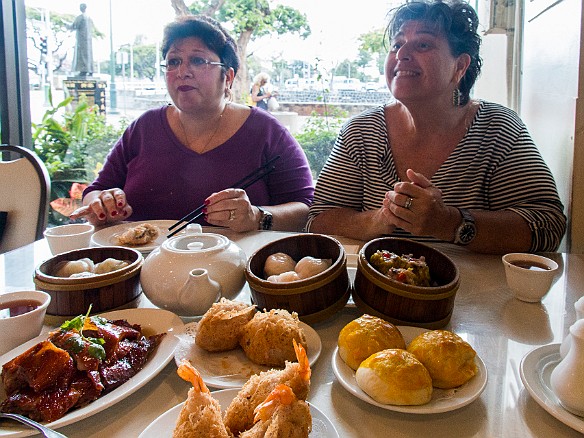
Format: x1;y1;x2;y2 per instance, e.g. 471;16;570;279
0;144;51;253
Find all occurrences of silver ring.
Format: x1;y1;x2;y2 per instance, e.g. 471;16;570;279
404;197;413;209
229;210;236;221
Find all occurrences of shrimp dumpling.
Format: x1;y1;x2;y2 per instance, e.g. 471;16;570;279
294;256;332;279
264;252;297;278
54;258;95;277
94;258;130;274
267;271;301;283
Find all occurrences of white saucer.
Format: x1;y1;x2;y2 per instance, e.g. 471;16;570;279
520;343;584;433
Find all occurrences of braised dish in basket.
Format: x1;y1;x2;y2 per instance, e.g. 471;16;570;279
0;312;165;422
369;250;431;287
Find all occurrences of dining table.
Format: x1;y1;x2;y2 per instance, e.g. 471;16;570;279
1;227;583;438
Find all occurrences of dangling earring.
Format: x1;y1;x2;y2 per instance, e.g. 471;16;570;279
225;86;233;102
452;87;461;107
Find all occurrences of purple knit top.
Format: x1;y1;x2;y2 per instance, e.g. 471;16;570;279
84;106;314;222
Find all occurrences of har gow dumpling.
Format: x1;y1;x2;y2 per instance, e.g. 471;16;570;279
294;256;332;279
55;258;95;277
264;252;297;278
267;271;301;283
94;258;130;274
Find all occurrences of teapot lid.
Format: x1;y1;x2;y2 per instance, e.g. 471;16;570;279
163;229;231;253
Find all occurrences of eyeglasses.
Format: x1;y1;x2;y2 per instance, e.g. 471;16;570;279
160;56;225;73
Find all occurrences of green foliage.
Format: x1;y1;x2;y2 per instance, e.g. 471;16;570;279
295;108;347;178
358;28;388;76
32;90;128;224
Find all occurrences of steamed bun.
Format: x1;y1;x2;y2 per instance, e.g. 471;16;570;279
338;314;406;370
356;349;432;405
407;330;477;389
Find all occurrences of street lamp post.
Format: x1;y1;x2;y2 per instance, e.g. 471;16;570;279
108;0;117;113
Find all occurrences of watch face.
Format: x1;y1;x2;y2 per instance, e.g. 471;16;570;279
458;224;476;244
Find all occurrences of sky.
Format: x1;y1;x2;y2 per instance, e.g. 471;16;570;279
26;0;397;66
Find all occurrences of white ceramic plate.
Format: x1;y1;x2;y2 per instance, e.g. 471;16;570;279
0;308;184;437
174;321;322;389
332;326;488;414
138;388;339;438
90;220;176;254
520;343;584;434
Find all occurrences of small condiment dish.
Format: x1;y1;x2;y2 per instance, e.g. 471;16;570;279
502;253;559;302
0;290;51;355
44;223;95;255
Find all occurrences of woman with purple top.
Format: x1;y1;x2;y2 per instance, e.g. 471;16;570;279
71;15;314;232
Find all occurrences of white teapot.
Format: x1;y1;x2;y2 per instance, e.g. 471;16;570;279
140;225;246;316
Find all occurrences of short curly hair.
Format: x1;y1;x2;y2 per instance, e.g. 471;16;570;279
386;0;482;105
161;14;240;77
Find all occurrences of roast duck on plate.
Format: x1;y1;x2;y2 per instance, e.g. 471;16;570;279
0;314;165;422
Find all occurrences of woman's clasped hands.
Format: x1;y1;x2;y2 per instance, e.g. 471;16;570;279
383;169;457;241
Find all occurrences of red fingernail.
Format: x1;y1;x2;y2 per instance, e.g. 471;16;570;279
202;207;207;213
204;199;210;205
122;210;128;216
99;213;106;219
111;211;118;216
117;201;124;207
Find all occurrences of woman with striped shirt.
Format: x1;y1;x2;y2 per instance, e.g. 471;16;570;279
306;0;566;254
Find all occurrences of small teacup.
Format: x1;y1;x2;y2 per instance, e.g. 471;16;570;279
44;223;94;255
502;253;559;302
0;290;51;355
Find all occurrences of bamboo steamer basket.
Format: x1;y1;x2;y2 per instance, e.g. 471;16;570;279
245;233;350;324
34;246;143;317
353;237;459;329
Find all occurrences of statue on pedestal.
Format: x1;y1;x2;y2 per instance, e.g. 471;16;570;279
69;3;94;77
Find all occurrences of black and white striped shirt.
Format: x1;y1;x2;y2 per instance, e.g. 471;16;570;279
307;101;566;252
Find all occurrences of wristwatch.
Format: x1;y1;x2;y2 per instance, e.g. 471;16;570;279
453;208;476;245
256;206;273;230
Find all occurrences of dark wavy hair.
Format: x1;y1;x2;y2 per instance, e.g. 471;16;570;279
161;15;240;77
386;0;482;105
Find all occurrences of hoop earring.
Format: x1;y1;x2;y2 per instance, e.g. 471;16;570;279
452;88;462;107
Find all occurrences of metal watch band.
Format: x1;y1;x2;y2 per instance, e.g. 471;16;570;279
256;206;273;230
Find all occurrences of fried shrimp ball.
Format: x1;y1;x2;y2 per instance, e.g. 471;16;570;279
224;340;311;437
195;298;257;352
173;361;232;438
239;384;312;438
407;330;478;389
239;309;307;367
338;314;406;370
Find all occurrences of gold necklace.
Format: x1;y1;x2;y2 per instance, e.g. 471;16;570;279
178;103;228;154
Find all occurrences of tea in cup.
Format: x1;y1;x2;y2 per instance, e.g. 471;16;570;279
502;253;559;302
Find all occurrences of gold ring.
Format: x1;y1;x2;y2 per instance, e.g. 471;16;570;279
404;197;413;209
229;210;236;221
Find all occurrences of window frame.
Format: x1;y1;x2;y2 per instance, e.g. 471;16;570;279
1;0;32;147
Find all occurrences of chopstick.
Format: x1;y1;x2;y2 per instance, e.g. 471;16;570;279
167;155;281;238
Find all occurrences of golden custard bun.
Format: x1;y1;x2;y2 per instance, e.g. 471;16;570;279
338;314;406;370
355;349;433;405
407;330;478;389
